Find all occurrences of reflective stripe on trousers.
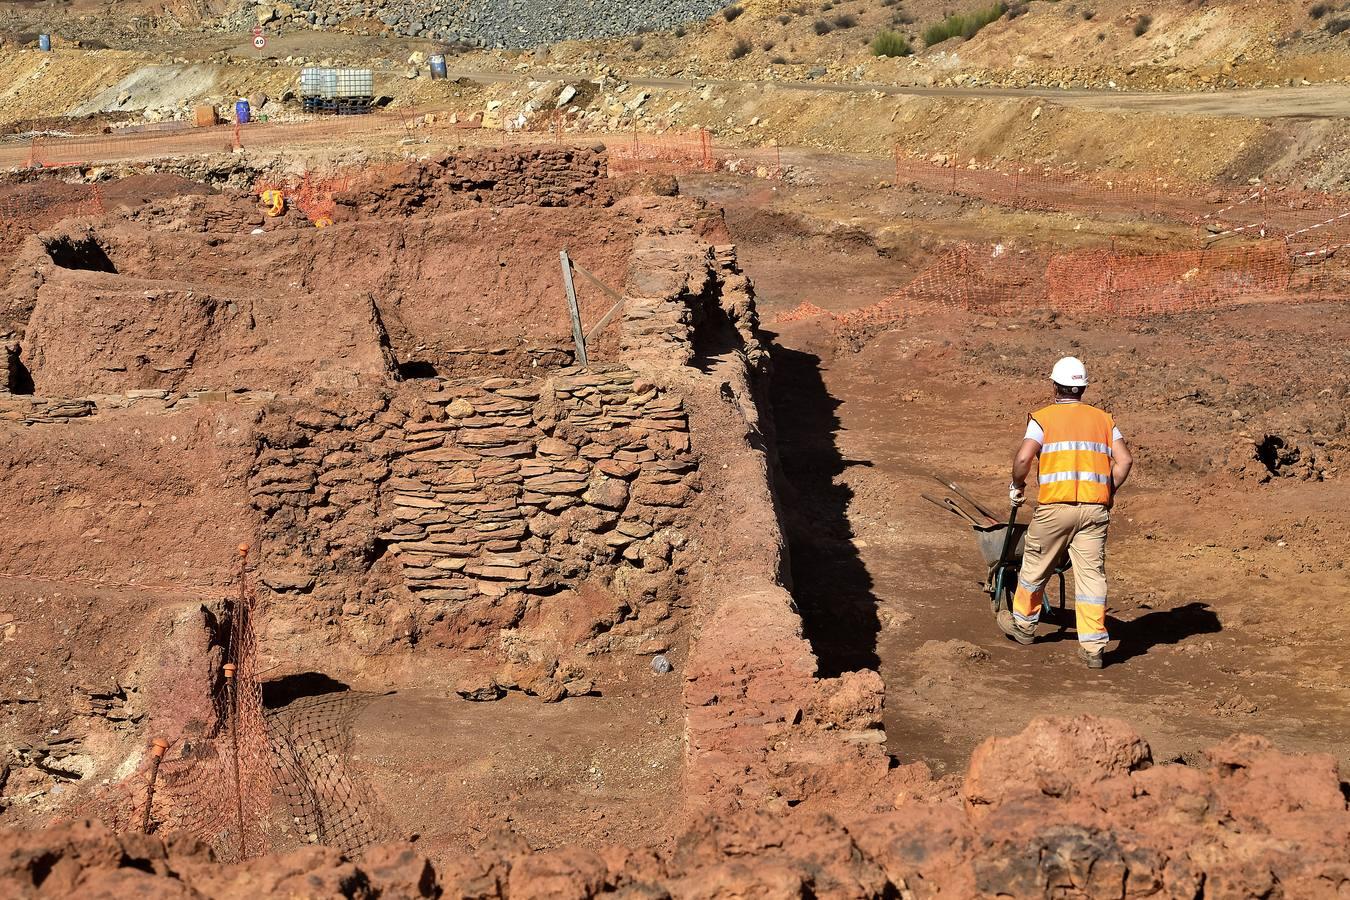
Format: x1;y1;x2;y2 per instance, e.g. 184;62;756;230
1011;502;1111;652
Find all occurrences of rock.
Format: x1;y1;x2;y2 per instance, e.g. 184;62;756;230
964;716;1151;816
650;654;673;674
445;398;475;418
261;568;315;592
582;477;629;510
359;844;438;897
556;85;577;108
454;676;505;702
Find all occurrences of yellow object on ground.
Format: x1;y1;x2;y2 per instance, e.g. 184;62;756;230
313;216;333;229
261;189;285;217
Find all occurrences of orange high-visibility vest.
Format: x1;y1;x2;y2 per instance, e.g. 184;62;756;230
1031;402;1115;504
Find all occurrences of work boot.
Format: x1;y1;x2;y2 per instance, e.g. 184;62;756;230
996;608;1035;645
1078;646;1105;669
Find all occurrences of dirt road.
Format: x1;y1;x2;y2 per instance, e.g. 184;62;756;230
451;67;1350;120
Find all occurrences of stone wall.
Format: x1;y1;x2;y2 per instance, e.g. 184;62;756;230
246;365;698;671
334;147;612;220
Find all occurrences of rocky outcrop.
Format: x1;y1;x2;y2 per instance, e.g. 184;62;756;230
7;717;1347;898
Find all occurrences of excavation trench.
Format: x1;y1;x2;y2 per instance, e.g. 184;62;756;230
687;170;1350;778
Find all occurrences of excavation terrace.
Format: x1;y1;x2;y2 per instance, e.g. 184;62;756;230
0;147;891;863
1;148;1350;898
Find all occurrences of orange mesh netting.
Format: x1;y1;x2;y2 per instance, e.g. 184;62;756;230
785;240;1347;345
76;548;391;861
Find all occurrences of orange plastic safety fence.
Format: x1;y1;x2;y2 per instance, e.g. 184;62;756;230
252;164;405;224
607;128;717;175
795;239;1346;344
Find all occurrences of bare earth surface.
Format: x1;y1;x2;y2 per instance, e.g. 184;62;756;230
681;166;1350;778
350;659;683;863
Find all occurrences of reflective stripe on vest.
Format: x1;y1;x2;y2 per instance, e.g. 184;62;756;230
1032;402;1115;504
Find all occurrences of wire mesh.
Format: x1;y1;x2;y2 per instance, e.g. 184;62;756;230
73;548;392;861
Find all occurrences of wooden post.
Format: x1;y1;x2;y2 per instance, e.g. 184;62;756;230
224;661;245;858
140;738;169;834
560;250;589;367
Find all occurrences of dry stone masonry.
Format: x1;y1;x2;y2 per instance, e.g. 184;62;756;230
246;365;698;657
335;147;613;220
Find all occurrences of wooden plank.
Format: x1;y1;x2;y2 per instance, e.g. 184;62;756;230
560;249;589;367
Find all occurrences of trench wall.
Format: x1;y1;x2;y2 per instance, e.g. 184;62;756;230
332;146;613;218
246;368;698;667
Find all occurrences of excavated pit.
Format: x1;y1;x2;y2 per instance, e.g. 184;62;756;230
6;148;1348;896
0;149;791;864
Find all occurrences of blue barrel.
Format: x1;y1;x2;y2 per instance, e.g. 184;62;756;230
234;99;251;124
429;54;447;79
38;34;51;51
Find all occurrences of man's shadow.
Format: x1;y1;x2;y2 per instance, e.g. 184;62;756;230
1036;601;1221;663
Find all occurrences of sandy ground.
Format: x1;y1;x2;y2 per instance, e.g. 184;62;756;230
349;656;683;862
682;165;1350;778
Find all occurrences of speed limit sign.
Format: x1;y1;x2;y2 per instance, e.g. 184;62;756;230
253;35;267;49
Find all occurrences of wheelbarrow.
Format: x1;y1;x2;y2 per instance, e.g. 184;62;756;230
923;476;1069;624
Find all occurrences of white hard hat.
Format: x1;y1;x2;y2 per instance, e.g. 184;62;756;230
1050;356;1089;387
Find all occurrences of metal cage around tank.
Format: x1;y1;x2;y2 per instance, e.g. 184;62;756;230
299;67;375;115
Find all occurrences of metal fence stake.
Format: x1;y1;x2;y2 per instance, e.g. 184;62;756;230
140;738;169;834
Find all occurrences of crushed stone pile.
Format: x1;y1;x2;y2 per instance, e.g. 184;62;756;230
232;0;727;48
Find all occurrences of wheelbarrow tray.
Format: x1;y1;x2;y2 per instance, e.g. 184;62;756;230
973;521;1028;568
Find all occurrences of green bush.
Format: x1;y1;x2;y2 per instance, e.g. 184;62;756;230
922;3;1007;45
1133;13;1152;36
834;12;859;26
870;29;913;56
813;18;834;33
723;5;745;21
730;36;753;58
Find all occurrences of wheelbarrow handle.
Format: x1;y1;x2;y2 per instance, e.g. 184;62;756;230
996;501;1020;567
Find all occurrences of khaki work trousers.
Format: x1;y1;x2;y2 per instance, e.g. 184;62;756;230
1011;502;1111;653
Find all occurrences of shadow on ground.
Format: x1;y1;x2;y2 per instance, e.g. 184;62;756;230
768;337;879;676
1033;601;1223;665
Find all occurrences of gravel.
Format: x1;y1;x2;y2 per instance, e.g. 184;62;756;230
245;0;731;49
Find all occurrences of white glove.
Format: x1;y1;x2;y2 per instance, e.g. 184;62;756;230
1009;483;1026;507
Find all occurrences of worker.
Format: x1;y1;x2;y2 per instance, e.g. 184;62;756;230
1001;356;1133;668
